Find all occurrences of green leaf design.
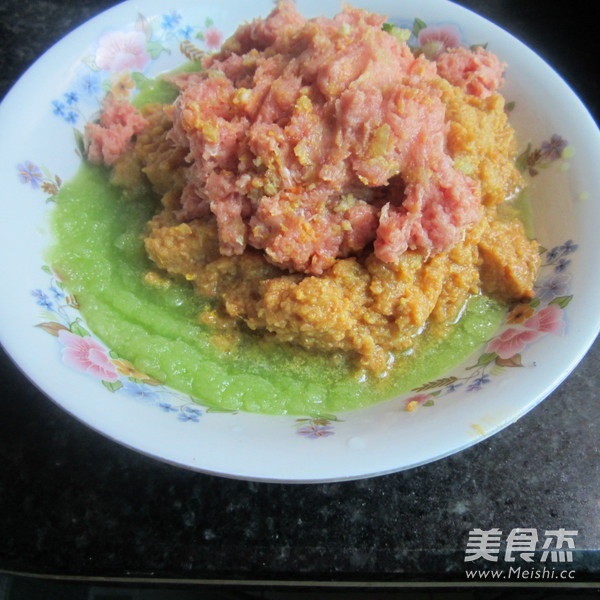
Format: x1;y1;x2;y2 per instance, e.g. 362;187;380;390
206;406;238;414
102;380;123;393
412;18;427;37
550;295;573;309
73;128;86;157
69;319;90;337
516;143;531;173
81;55;100;71
467;352;497;370
146;40;169;59
132;72;152;91
310;412;341;423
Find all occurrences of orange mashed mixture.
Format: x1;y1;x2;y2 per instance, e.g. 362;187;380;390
95;3;540;375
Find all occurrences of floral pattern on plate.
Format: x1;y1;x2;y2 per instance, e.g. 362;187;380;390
32;266;203;424
295;415;341;438
404;239;576;411
50;10;222;129
17;161;62;197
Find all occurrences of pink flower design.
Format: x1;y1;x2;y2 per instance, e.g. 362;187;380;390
488;304;565;360
522;304;565;334
487;328;543;360
95;30;151;72
58;329;119;381
404;393;431;410
417;24;461;59
204;26;223;50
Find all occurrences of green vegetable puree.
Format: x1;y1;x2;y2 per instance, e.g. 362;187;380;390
48;76;506;416
48;163;505;415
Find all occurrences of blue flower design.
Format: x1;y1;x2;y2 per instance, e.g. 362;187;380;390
31;289;53;310
540;134;567;161
560;240;578;254
536;272;570;304
445;382;463;394
554;258;571;273
120;380;160;403
50;285;65;301
162;11;182;30
546;240;578;265
78;71;102;97
52;94;79;123
17;161;43;188
178;405;202;422
52;100;65;116
65;111;79;124
546;246;562;263
158;402;178;413
467;374;491;392
178;25;194;40
64;91;79;106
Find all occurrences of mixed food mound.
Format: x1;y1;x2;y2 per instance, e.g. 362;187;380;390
85;1;541;375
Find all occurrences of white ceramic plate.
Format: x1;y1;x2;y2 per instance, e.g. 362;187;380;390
1;0;599;482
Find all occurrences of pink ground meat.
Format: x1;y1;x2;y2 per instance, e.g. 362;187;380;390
85;94;148;165
88;2;507;274
435;46;506;99
166;1;491;273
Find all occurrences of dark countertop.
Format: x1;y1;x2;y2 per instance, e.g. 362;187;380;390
0;0;599;590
